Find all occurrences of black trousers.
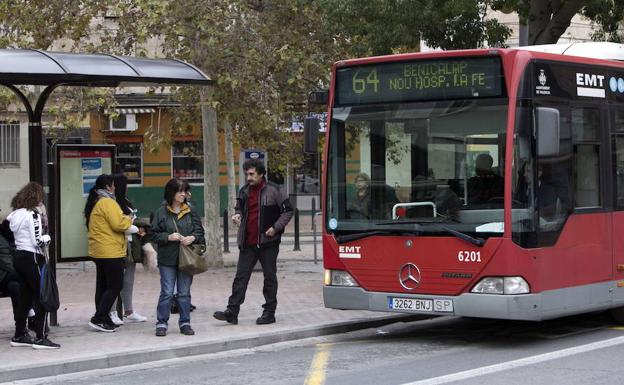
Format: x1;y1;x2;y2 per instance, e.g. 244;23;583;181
14;250;46;339
0;272;26;338
93;258;125;323
227;244;279;315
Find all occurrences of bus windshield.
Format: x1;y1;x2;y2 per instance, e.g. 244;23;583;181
326;98;508;236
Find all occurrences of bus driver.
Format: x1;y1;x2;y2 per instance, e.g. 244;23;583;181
467;153;504;204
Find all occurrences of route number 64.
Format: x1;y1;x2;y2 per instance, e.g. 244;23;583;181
458;251;481;262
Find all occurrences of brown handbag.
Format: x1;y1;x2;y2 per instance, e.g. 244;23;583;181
173;217;208;275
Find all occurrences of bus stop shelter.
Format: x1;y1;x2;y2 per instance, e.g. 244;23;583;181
0;49;212;323
0;48;212;183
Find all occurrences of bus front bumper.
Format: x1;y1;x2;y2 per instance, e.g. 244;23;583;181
323;285;544;321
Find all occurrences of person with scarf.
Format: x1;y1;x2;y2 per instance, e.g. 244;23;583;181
150;178;205;337
108;173;148;326
84;174;137;332
7;182;60;349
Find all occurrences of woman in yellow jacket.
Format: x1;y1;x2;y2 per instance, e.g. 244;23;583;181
84;174;137;332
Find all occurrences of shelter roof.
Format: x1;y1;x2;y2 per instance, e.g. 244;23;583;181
0;49;211;86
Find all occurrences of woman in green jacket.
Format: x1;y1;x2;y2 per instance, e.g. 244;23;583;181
151;178;205;336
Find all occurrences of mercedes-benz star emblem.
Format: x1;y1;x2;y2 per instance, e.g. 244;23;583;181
399;263;421;290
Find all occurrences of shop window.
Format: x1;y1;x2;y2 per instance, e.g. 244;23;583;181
116;143;143;185
172;140;203;183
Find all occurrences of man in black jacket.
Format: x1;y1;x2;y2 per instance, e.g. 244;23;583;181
214;159;293;325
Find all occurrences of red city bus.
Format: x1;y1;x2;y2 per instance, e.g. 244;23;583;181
321;42;624;322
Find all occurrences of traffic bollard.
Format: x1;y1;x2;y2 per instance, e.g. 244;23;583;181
293;208;301;251
223;209;229;253
312;198;318;264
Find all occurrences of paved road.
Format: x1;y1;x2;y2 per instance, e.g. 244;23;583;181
10;312;624;385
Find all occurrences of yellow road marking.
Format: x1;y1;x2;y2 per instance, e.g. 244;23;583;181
609;326;624;330
303;344;332;385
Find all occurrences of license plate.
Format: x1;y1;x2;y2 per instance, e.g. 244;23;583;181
388;297;454;313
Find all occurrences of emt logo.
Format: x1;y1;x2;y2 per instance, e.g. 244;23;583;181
339;245;362;259
576;72;605;98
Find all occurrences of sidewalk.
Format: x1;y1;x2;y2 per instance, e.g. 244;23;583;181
0;241;419;382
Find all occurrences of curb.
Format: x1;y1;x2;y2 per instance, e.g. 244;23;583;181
2;314;426;382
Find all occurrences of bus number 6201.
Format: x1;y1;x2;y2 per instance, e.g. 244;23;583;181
458;251;481;262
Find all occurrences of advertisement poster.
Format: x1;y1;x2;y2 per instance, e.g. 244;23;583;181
81;158;102;196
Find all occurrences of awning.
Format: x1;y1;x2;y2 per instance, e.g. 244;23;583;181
0;49;212;86
104;107;157;114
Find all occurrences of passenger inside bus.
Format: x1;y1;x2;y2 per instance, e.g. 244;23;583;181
349;172;372;218
467;153;504;205
348;172;398;219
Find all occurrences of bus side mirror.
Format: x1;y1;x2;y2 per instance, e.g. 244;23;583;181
535;107;560;157
304;117;320;154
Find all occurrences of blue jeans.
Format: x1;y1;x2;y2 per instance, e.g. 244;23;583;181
156;265;193;329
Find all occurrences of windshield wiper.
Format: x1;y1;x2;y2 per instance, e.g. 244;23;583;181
335;229;420;244
374;221;484;247
434;224;485;247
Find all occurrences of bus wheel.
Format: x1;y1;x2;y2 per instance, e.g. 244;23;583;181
610;307;624;324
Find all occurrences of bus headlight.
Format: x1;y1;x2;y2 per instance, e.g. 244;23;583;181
324;269;359;287
471;277;529;295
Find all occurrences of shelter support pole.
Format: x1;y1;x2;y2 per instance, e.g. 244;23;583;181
30;84;61;184
28;121;44;183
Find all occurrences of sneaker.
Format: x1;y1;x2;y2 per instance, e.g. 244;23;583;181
213;309;238;325
180;325;195;335
256;311;276;325
89;320;116;333
10;332;34;347
125;311;147;323
109;311;124;326
32;337;60;350
155;327;167;337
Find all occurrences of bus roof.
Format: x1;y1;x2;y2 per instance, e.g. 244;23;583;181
516;42;624;61
335;42;624;68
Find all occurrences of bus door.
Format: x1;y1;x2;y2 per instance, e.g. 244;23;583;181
611;109;624;281
530;103;611;290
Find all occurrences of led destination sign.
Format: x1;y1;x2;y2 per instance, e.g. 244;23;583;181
335;56;504;106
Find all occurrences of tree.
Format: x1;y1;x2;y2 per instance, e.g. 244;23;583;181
317;0;511;55
491;0;624;45
105;0;348;262
0;1;111;50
